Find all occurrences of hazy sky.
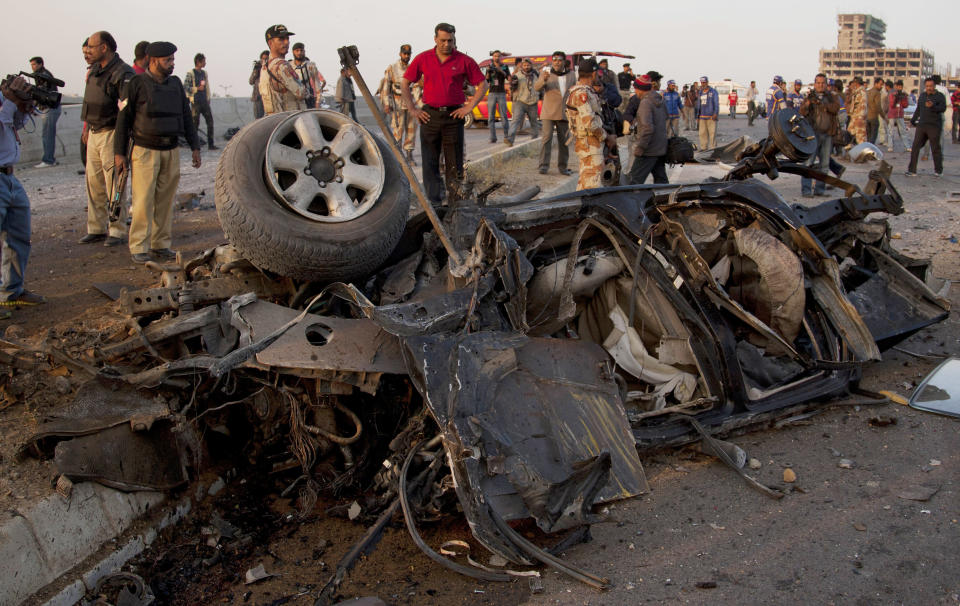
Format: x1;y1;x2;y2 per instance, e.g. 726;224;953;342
5;0;957;97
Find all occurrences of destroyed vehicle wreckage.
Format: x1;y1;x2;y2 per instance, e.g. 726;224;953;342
20;107;949;589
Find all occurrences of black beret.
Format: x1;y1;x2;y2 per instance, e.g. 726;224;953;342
146;41;177;58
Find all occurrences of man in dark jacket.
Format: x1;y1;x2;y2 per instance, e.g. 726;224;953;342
80;30;135;246
114;42;201;264
798;73;840;197
628;74;668;184
906;77;947;177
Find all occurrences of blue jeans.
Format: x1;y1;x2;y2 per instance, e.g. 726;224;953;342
801;132;832;195
887;118;908;152
0;174;32;300
40;105;61;164
487;92;509;140
506;100;539;143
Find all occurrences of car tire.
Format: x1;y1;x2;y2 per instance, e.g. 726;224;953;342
215;111;410;283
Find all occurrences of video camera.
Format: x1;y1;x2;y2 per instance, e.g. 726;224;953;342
12;71;63;109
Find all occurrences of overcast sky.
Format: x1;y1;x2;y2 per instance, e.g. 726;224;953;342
5;0;957;97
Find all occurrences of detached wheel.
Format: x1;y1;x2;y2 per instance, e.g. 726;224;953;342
215;110;409;282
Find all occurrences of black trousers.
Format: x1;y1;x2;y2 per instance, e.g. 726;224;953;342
628;155;668;185
908;125;943;174
420;106;465;203
866;118;879;144
192;101;214;147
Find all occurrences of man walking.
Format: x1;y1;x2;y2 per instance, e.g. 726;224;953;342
0;75;46;315
745;80;759;125
401;22;486;204
250;50;268;119
534;51;575;175
887;80;909;153
334;68;358;121
696;76;719;150
798;74;840;197
80;30;134;247
28;57;61;168
505;58;539;146
565;59;607;191
259;25;306;115
114;42;201;264
663;79;682;138
381;44;421;164
866;77;885;145
184;53;216;150
485;50;510;143
628;73;668;185
291;43;324;109
766;75;786;116
905;77;946;177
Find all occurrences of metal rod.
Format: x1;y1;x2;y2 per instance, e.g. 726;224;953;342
337;46;463;267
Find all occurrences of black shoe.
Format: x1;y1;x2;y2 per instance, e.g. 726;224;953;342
79;233;106;244
150;248;177;261
208;144;219;150
560;168;572;176
131;253;152;263
538;167;548;175
104;236;125;247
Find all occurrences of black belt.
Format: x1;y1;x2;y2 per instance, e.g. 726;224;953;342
424;104;463;112
0;166;12;175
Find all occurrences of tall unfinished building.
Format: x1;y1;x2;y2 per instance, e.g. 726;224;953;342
820;14;933;92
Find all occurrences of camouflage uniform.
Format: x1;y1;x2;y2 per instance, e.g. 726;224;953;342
259;57;306;115
848;86;868;145
566;83;606;191
380;59;422;152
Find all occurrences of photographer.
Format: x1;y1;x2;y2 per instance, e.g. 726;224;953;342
798;73;840;197
0;75;46;315
29;57;61;168
485;50;510;143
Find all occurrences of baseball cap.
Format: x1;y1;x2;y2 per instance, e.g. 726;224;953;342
773;75;784;84
794;79;802;85
667;79;676;85
400;44;411;53
646;70;663;82
265;24;294;41
700;76;708;83
292;42;304;51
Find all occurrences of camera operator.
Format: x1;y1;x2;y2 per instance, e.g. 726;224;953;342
28;57;61;168
485;50;510;143
798;73;840;197
0;75;46;316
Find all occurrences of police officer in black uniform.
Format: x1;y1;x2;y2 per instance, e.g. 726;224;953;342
115;41;201;264
80;31;135;246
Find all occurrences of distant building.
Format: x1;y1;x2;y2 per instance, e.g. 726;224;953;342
819;13;934;93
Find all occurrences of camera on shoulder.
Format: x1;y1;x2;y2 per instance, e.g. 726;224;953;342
3;71;62;109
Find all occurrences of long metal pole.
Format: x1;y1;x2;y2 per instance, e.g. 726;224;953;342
337;46;463;267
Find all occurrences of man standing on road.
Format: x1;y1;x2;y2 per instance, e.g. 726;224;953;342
250;50;268;119
401;22;486;204
485;50;510;143
597;59;616;89
565;59;608;191
291;43;325;109
745;80;759;125
184;53;217;150
115;42;201;264
727;87;738;118
334;68;358;121
505;58;539;146
683;83;697;131
381;44;421;164
787;79;804;110
798;74;839;197
905;77;946;177
866;77;885;145
28;57;62;168
662;79;682;138
259;25;306;115
618;63;633;105
80;30;134;247
847;76;867;146
0;75;47;315
766;75;786;116
887;80;909;153
628;73;668;185
534;51;575;176
696;76;719;150
950;86;960;144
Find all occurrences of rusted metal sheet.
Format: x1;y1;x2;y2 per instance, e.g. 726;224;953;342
118;274;293;316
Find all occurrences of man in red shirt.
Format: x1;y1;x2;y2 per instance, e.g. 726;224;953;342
401;22;486;204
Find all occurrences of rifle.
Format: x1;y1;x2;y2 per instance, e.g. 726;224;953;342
109;151;130;223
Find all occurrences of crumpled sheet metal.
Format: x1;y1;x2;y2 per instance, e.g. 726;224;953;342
404;331;647;564
849;142;883;163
